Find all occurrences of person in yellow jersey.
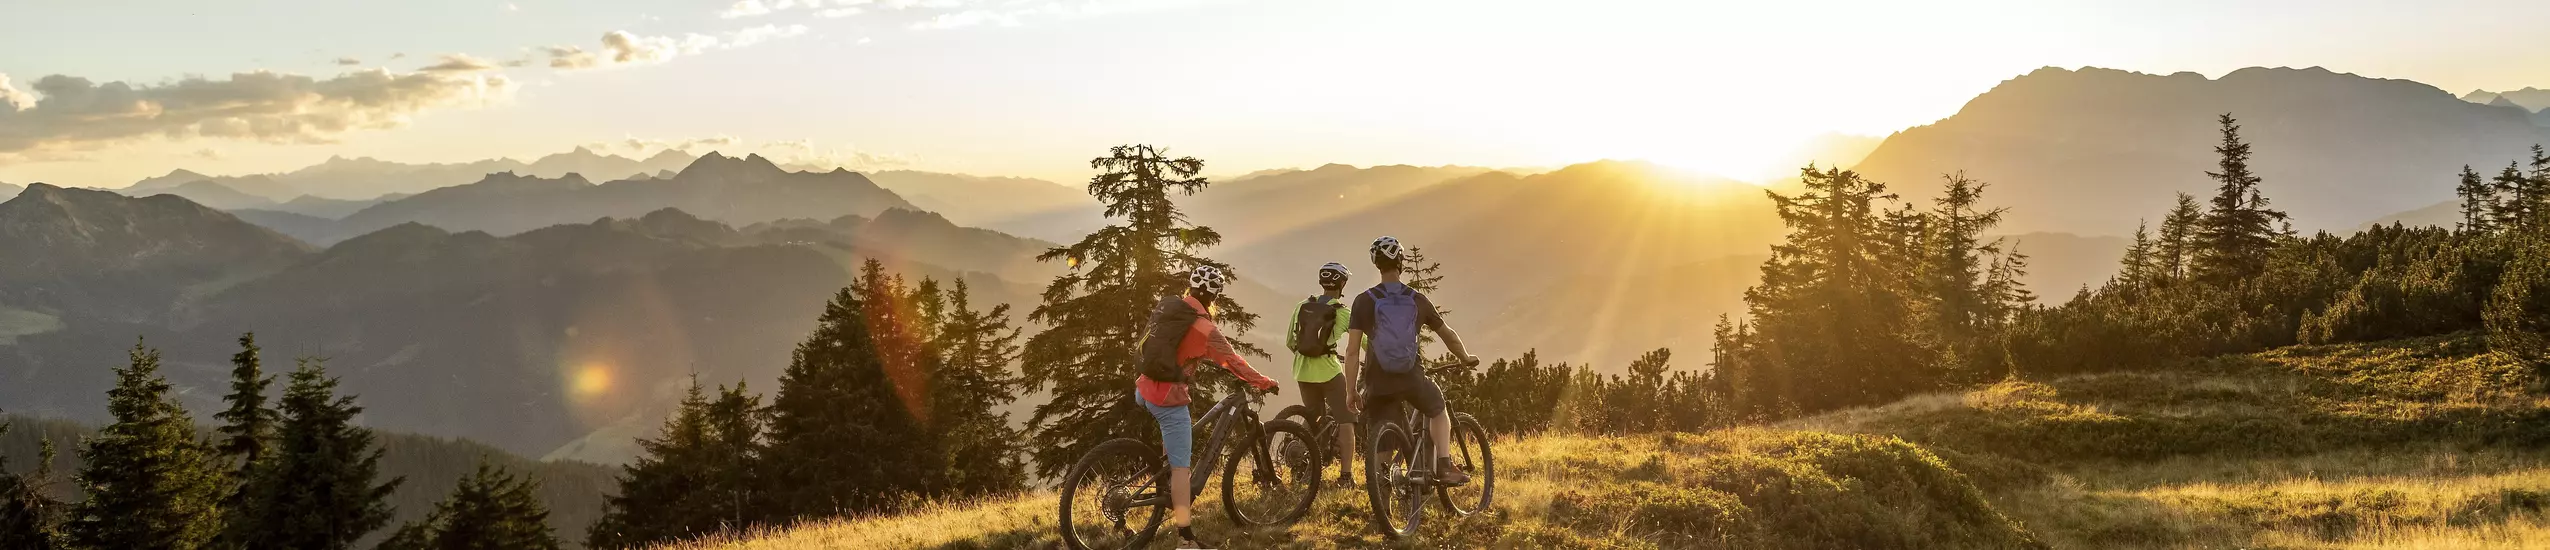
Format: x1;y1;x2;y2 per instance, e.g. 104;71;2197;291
1286;262;1358;487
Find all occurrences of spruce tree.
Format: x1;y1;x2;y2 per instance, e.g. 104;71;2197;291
929;279;1028;495
229;358;399;550
587;378;766;549
212;332;274;550
2156;192;2202;282
400;462;560;550
1915;173;2007;374
761;286;934;518
214;333;274;466
2498;159;2546;232
2119;221;2156;289
1738;165;1924;411
0;421;65;550
2457;165;2497;233
2193;114;2287;284
1021;144;1257;478
67;340;225;550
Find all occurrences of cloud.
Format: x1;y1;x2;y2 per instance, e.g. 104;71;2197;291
902;0;1204;31
389;52;407;60
0;69;514;156
191;148;225;160
719;0;774;18
334;57;363;66
819;7;864;17
549;26;808;70
608;135;744;153
419;54;502;73
763;139;913;171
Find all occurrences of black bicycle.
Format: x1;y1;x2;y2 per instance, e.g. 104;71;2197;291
1057;364;1320;550
1362;358;1496;539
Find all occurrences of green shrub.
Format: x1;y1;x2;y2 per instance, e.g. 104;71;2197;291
2486;238;2550;376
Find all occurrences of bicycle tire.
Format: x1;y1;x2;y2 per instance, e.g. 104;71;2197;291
1224;418;1320;526
1058;438;1168;550
1365;421;1425;538
1438;412;1495;516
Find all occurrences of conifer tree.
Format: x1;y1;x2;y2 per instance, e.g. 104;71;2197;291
1739;165;1923;411
228;358;399;550
67;340;224;550
1915;173;2007;373
2119;221;2156;289
929;279;1028;495
0;421;65;550
2457;165;2496;233
2156;192;2202;282
588;379;721;549
214;333;274;466
1022;145;1256;478
761;286;933;518
2498;158;2548;232
2193;114;2288;284
393;462;560;550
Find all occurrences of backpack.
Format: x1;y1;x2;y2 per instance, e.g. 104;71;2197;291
1291;296;1343;358
1135;295;1199;383
1365;283;1423;374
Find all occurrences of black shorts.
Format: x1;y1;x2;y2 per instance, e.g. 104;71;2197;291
1298;379;1356;424
1361;374;1446;420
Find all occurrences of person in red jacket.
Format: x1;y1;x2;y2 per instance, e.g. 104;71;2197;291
1135;265;1278;549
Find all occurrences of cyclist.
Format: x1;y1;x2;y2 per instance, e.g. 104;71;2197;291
1287;262;1358;488
1135;265;1280;549
1343;237;1479;485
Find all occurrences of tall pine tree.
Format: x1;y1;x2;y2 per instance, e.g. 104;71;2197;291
1737;165;1924;412
214;333;274;466
67;340;225;550
2119;221;2156;289
928;279;1029;495
228;358;399;550
2193;114;2287;284
1022;145;1257;478
2457;165;2497;233
586;378;766;549
2156;192;2202;282
2498;158;2547;232
385;462;560;550
1915;173;2008;377
761;286;935;518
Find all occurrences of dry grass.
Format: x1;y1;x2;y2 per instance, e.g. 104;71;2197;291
678;333;2550;549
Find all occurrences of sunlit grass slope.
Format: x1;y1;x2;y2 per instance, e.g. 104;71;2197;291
672;333;2550;549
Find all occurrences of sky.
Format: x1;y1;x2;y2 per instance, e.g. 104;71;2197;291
4;0;2549;189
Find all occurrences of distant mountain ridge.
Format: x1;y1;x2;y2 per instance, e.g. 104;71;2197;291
1855;66;2550;236
264;152;920;244
2465;87;2550;113
0;186;1050;459
123;147;706;202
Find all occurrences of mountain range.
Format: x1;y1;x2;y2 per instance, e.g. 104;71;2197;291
123;147;706;203
1856;66;2550;236
0;181;1052;458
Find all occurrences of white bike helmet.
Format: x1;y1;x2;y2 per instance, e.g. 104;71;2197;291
1370;236;1406;265
1188;265;1228;295
1317;262;1351;286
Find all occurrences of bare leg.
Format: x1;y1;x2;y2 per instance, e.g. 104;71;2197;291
1333;423;1355;479
1169;466;1192;527
1429;411;1455;460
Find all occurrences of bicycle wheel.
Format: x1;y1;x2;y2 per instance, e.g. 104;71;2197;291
1438;412;1495;516
1224;419;1320;526
1058;438;1168;550
1365;421;1426;538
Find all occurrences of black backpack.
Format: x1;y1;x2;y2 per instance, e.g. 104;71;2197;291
1292;296;1343;358
1135;295;1199;383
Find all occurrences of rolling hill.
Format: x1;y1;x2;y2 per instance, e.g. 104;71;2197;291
0;185;1049;459
1855;66;2550;236
683;333;2550;549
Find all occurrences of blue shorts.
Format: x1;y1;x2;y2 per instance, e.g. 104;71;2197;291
1138;393;1193;469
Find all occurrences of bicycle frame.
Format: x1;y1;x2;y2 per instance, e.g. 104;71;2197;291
1124;384;1258;508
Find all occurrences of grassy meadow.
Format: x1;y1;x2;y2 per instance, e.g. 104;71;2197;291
667;333;2550;549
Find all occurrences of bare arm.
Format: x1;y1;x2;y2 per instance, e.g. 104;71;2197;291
1436;326;1474;363
1342;329;1364;411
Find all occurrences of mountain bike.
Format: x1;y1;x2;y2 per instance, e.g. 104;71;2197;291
1362;358;1496;539
1057;363;1321;550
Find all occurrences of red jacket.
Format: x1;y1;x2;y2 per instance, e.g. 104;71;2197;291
1136;295;1276;407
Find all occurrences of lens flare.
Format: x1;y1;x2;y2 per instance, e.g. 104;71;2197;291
570;362;615;401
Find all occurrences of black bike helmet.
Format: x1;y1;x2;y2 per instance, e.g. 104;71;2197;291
1317;262;1351;287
